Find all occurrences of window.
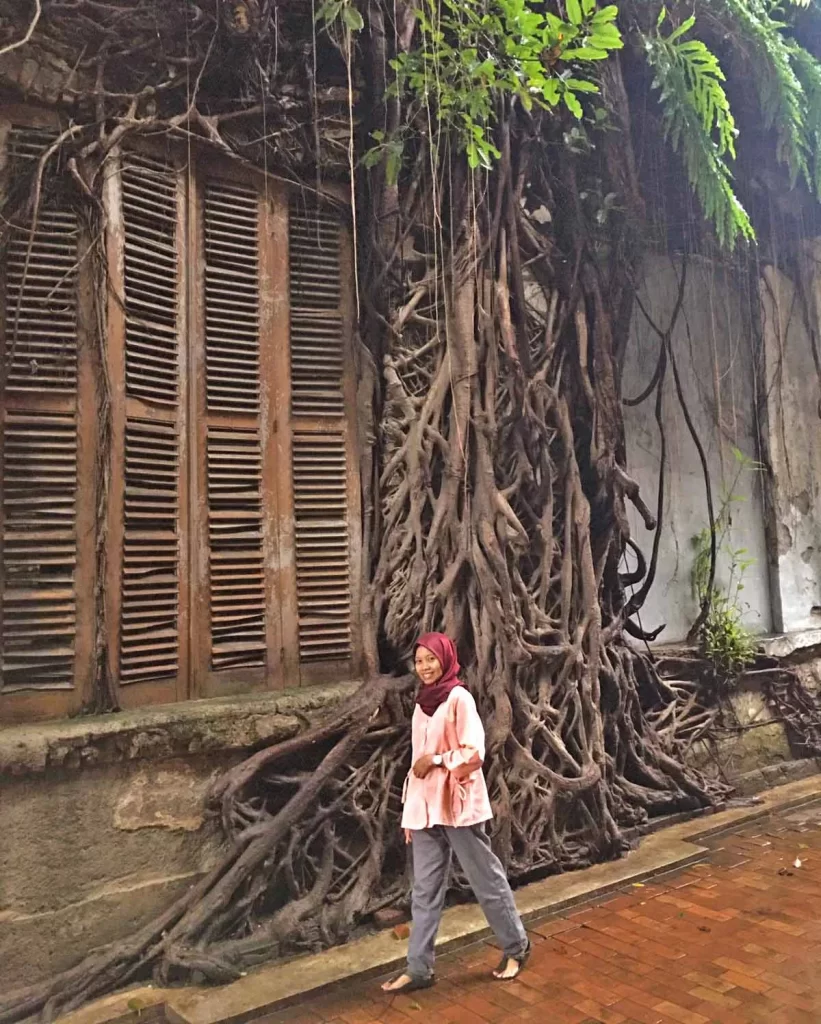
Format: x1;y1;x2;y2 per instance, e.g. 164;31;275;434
0;115;362;723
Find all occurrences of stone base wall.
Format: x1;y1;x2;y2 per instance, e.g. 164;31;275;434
0;684;358;992
685;639;821;792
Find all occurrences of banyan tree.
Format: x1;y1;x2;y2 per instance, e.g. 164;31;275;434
2;0;821;1019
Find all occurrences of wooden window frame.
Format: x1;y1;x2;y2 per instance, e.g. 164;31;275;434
190;153;364;693
0;125;363;725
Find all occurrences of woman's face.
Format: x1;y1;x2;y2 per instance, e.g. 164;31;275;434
415;646;444;686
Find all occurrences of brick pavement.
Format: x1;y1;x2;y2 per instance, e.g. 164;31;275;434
264;803;821;1024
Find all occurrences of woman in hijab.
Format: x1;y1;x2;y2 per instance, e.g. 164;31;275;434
381;633;530;993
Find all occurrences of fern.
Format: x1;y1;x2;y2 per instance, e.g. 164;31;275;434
716;0;810;187
790;46;821;198
643;10;754;248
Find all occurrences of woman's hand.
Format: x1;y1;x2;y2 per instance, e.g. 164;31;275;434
404;828;412;845
451;762;475;783
412;753;437;778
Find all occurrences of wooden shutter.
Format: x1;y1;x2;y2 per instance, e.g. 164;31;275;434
192;174;279;695
106;150;188;705
288;200;358;676
0;122;95;721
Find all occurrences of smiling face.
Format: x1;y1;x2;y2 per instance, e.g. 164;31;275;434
415;645;444;686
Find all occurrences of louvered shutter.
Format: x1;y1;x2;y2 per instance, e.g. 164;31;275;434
288;200;357;673
108;151;188;703
191;174;279;695
0;123;95;719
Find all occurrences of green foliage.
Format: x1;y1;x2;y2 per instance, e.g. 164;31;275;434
316;0;364;33
639;0;821;246
384;0;623;175
717;0;810;187
642;9;754;249
690;449;760;679
320;0;821;242
790;46;821;198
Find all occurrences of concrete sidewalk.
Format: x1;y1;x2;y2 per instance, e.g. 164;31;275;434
60;775;821;1024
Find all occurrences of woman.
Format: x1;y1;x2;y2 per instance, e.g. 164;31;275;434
381;633;531;993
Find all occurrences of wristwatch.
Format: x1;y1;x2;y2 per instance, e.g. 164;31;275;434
432;754;443;767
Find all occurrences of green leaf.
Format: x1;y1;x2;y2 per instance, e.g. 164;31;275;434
564;90;584;117
562;46;609;60
566;0;583;27
582;0;596;14
669;15;696;43
538;79;559;104
588;33;623;51
566;78;599;93
342;5;364;31
588;24;622;45
316;0;342;23
591;5;619;25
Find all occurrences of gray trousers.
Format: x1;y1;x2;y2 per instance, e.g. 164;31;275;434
406;823;528;978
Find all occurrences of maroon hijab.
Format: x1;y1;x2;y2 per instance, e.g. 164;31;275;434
415;632;464;716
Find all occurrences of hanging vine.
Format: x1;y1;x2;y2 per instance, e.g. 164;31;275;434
2;0;821;1021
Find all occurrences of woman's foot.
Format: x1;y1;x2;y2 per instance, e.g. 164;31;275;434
492;939;531;980
381;973;434;993
492;957;522;980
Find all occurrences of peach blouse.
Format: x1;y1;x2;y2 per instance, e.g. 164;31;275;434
401;686;493;831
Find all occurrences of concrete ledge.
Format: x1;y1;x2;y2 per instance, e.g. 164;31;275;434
57;773;821;1024
0;682;360;776
761;628;821;659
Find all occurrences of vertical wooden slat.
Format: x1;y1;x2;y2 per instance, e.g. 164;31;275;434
258;187;285;690
338;222;363;678
103;148;127;702
72;221;98;708
270;191;300;687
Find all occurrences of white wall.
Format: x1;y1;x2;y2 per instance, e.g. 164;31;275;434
622;257;772;643
759;251;821;632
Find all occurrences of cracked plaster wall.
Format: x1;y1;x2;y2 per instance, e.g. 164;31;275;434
759;254;821;632
623;256;772;643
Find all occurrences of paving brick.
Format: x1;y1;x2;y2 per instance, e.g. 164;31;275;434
650;1001;710;1024
266;802;821;1024
718;970;773;994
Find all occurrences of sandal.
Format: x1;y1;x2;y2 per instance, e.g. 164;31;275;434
381;972;435;994
492;938;531;981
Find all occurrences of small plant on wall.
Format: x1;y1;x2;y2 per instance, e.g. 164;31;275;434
691;448;761;682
